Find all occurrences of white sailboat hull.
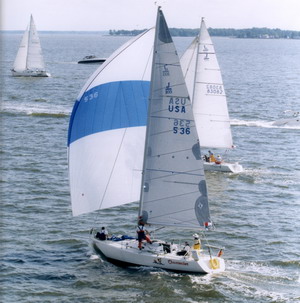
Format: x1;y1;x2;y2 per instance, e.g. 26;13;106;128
92;238;225;274
203;161;243;173
11;69;50;77
272;117;300;127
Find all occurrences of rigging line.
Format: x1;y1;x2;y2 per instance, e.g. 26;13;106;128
202;231;212;258
142;43;154;80
94;128;128;223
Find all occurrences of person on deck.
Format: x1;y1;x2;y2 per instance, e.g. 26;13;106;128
193;234;201;250
215;155;222;164
96;226;108;240
136;220;152;250
177;241;190;256
208;150;216;163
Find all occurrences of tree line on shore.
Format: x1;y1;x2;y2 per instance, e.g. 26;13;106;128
109;27;300;39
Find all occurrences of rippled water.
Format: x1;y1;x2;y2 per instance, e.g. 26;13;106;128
1;32;300;303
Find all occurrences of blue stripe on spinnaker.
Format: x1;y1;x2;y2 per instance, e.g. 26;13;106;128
68;80;150;146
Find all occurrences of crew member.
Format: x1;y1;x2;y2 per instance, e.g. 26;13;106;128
208;150;216;163
215;155;222;164
96;226;108;240
136;220;152;250
193;233;201;250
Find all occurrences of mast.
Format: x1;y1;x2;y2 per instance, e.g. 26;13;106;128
191;18;202;105
138;6;162;219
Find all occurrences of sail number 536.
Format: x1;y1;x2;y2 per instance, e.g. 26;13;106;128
173;119;190;135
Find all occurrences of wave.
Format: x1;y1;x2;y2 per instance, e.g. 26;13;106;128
231;119;300;130
30;112;69;118
34;98;48;102
221;260;300;302
1;104;70;118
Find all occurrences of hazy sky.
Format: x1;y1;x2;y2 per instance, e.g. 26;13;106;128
1;0;300;31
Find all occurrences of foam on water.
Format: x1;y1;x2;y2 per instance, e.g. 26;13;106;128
1;102;70;117
231;119;300;130
89;254;100;260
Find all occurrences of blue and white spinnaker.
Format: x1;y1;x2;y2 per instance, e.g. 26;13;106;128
68;29;154;216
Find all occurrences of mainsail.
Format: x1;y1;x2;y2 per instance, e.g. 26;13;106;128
138;9;211;228
68;28;155;216
13;15;46;73
181;18;233;149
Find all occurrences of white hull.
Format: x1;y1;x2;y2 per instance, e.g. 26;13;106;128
92;237;225;274
203;161;243;173
11;69;50;77
272;117;300;127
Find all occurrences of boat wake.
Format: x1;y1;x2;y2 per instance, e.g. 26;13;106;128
2;103;70;118
231;119;300;130
89;254;100;260
218;260;300;302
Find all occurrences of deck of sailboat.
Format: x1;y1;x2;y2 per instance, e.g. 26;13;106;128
92;237;225;273
203;161;244;173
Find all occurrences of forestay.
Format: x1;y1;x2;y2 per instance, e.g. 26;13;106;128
68;28;155;216
138;10;211;228
181;18;233;149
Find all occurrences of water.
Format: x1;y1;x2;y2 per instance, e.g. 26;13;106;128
1;32;300;303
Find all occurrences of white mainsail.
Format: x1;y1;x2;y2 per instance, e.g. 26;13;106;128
68;28;155;216
181;18;233;149
26;15;46;71
12;15;49;77
138;10;211;228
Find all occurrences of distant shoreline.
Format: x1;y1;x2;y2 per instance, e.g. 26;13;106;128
109;28;300;39
2;27;300;39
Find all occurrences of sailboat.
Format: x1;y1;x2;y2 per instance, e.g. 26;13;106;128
11;15;50;77
272;110;300;127
68;7;225;274
181;19;243;173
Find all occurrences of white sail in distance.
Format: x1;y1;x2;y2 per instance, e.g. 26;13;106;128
181;18;233;149
12;15;49;76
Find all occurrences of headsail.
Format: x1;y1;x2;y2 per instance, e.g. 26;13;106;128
181;18;233;149
138;8;211;228
68;28;154;216
13;24;29;72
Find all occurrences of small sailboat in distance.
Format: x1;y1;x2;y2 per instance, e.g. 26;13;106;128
181;18;243;173
68;7;225;273
11;15;50;77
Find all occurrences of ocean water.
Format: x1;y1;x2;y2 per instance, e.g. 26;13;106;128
1;32;300;303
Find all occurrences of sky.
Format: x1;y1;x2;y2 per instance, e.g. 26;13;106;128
1;0;300;32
